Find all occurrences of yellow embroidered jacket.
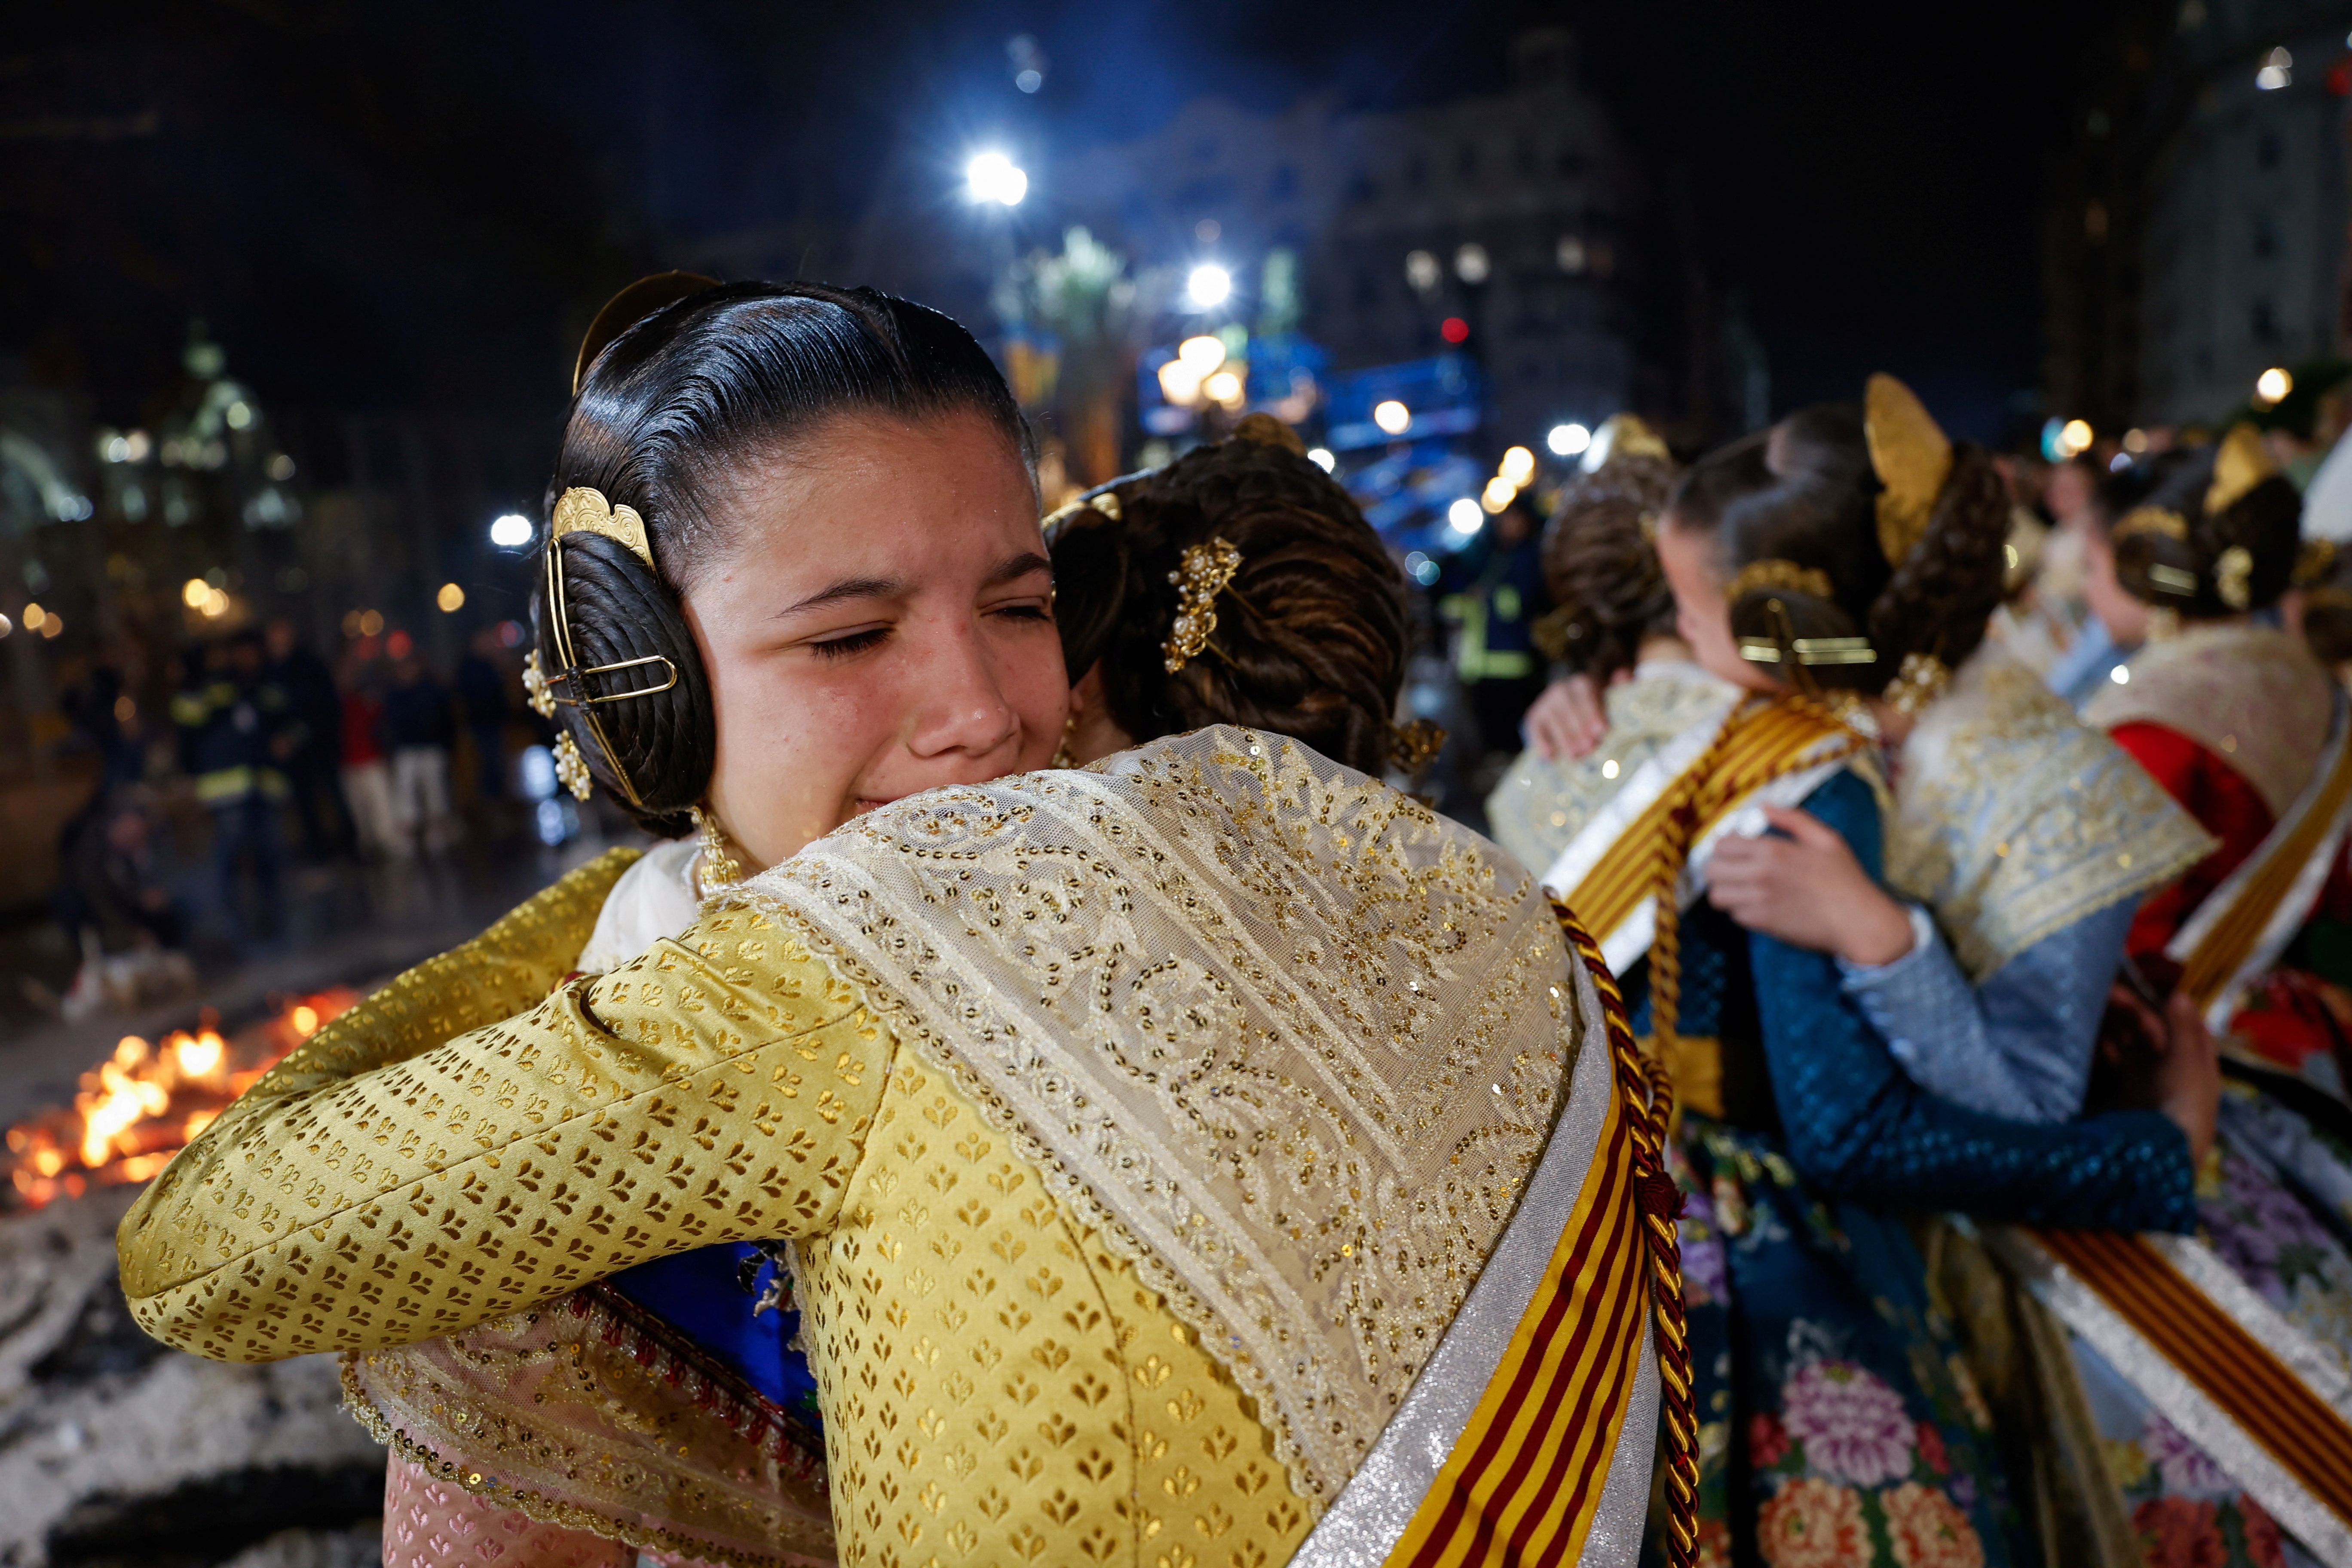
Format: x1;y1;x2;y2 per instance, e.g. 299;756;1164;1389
120;729;1653;1568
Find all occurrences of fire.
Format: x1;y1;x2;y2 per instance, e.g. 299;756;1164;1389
2;989;356;1210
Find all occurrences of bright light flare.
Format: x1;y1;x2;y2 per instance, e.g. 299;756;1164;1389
1157;360;1204;405
1307;448;1336;473
1547;423;1591;457
1373;400;1412;436
437;582;466;613
2058;419;2094;456
1178;335;1226;372
2257;367;2293;404
1186;265;1232;309
1500;446;1536;484
1482;476;1518;514
1447;498;1485;535
1203;369;1244;407
965;151;1028;206
490;513;533;549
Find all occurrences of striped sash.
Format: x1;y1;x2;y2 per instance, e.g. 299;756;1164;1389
1288;913;1697;1568
1544;698;1869;976
1999;1225;2352;1560
2170;693;2352;1024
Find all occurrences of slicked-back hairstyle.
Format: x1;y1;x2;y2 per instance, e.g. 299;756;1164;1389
534;281;1033;834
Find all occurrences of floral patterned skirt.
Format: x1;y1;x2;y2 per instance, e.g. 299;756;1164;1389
1661;1117;2010;1568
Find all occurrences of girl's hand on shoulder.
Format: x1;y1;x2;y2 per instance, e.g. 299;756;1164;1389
1523;674;1608;761
1706;804;1915;965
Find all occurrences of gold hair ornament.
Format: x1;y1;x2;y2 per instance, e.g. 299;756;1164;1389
1164;537;1244;674
2113;508;2189;543
2215;545;2254;612
1040;472;1151;540
1724;559;1834;604
521;650;557;719
552;487;654;567
1738;634;1877;667
2144;562;2199;597
539;487;683;807
1865;373;1954;570
691;805;743;898
1388;717;1447;775
1581;412;1672;472
2207;423;2279;515
551;733;594;801
1882;652;1951;717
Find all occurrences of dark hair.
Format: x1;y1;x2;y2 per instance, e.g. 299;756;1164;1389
1537;455;1679;682
2108;444;2302;622
1050;426;1410;776
533;281;1032;834
1667;401;2009;692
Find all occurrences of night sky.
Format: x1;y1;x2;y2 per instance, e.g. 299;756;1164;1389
3;0;2118;443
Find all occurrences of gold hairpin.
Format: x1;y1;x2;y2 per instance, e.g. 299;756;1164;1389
1164;538;1244;673
1724;558;1833;604
2144;562;2199;597
1738;633;1876;667
1865;373;1954;570
2114;508;2188;543
2207;423;2278;515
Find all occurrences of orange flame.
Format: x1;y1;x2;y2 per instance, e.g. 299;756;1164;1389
3;989;356;1210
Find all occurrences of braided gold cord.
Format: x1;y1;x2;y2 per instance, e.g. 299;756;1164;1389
1552;898;1698;1568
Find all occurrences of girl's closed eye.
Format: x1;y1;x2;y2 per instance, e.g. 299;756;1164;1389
809;626;890;661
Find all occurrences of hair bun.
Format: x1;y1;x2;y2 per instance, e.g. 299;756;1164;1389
534;529;715;836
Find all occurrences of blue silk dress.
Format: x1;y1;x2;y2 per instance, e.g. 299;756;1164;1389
1642;768;2196;1568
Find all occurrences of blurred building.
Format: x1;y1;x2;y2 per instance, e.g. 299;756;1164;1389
1050;28;1644;450
2048;0;2351;429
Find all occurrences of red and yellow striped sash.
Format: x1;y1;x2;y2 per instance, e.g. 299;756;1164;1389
1565;700;1863;946
2180;731;2352;1009
2031;1228;2352;1525
1376;909;1698;1568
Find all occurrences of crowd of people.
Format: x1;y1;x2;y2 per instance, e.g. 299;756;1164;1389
112;278;2352;1568
49;617;539;1000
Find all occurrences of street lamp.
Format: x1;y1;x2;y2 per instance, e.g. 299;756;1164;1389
1187;264;1232;309
966;151;1028;207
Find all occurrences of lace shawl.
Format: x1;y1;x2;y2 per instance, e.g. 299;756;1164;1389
720;725;1586;1502
1888;646;2215;980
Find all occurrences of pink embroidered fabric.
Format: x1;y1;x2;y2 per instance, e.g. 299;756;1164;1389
383;1457;633;1568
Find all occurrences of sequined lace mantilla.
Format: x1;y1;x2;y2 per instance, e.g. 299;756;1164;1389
721;725;1585;1505
1887;646;2215;980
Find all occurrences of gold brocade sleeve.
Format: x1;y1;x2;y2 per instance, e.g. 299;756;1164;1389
234;848;639;1106
118;902;892;1364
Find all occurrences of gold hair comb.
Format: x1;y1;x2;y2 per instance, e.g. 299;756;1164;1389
1724;559;1833;604
1864;374;1954;570
2207;424;2278;515
1164;538;1244;674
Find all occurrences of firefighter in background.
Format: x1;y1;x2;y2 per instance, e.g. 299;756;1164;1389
1437;494;1552;759
172;630;292;942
